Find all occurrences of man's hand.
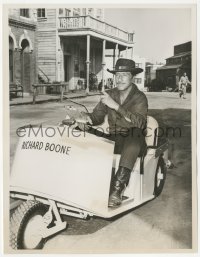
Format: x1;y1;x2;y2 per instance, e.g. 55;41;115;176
75;112;92;131
76;112;93;124
76;122;91;131
101;91;119;111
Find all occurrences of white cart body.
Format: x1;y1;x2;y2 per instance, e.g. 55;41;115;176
10;116;168;218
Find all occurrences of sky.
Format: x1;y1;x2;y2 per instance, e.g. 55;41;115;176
104;8;192;63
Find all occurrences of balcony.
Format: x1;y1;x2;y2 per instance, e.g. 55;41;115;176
58;16;134;44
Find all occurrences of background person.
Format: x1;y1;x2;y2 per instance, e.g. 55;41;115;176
179;72;190;99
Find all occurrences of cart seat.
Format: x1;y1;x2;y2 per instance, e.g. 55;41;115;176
92;115;159;169
93;115;159;148
145;116;159;147
138;116;159;157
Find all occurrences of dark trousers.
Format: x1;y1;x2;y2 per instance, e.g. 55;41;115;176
88;127;146;171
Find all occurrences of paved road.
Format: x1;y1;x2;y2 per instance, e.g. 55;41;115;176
10;92;192;252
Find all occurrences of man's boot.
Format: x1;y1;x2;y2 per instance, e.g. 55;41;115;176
108;166;131;207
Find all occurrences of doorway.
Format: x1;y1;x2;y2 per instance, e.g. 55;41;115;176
64;55;70;82
9;37;14;82
64;54;74;90
21;39;31;93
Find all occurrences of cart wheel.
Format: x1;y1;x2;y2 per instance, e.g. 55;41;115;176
154;156;167;197
10;200;48;250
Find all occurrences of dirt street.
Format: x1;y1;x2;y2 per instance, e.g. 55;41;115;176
9;92;192;251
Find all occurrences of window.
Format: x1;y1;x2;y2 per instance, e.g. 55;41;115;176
73;12;79;16
59;8;64;16
135;63;142;68
96;9;102;20
20;9;29;18
37;9;46;18
65;9;71;16
134;78;142;84
88;8;94;16
59;8;71;17
146;67;150;73
82;8;87;16
73;8;80;16
168;59;172;64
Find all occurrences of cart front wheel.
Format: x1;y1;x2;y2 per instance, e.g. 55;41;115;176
10;200;48;250
154;156;167;197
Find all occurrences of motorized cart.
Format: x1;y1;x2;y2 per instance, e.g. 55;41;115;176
10;115;169;249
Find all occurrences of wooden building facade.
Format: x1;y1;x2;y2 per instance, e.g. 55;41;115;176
9;8;38;94
156;41;192;90
36;8;134;92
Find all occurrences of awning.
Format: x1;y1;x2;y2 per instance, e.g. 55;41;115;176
166;51;191;60
156;64;182;71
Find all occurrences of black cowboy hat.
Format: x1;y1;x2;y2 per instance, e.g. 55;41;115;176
107;58;143;75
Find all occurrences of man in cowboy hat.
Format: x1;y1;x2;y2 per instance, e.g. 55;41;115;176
78;58;148;207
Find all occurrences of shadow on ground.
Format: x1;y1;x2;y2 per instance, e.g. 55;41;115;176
59;108;192;248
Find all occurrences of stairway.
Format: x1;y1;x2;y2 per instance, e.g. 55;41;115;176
38;67;50;84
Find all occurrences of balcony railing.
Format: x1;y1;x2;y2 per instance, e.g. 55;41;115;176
59;16;134;43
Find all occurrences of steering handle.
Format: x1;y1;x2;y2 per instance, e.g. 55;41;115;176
62;119;76;126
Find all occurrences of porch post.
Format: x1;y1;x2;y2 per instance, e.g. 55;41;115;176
102;39;106;92
86;34;90;93
113;49;115;71
113;43;118;69
55;8;59;81
126;46;128;58
113;44;118;87
131;47;134;59
115;43;119;63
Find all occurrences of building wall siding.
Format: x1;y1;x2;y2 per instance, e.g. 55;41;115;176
9;8;37;93
9;8;37;22
37;9;57;82
156;41;192;90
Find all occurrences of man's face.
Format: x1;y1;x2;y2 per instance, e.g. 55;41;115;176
184;72;187;76
115;72;133;91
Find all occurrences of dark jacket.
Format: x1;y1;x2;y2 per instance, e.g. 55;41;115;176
89;84;148;134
